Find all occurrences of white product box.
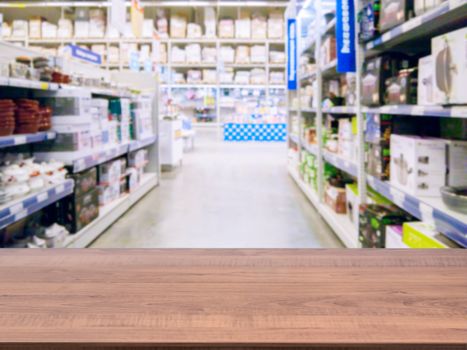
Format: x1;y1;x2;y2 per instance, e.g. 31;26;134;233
235;14;251;39
250;68;266;84
203;69;216;84
269;71;285;84
220;46;235;63
432;27;467;105
185;44;202;63
390;135;447;196
170;14;187;38
268;12;284;39
385;225;408;248
220;69;234;83
108;46;120;64
270;50;286;64
446;140;467;186
417;55;435;105
234;71;250;84
57;19;73;38
219;19;234;38
235;46;250;64
142;19;154;38
187;23;202;38
171;46;186;63
29;18;42;38
250;45;266;63
74;21;89;38
98;181;120;206
202;47;216;63
204;7;216;38
251;14;267;39
187;69;202;83
12;20;28;38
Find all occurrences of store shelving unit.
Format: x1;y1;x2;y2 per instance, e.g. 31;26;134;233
287;0;467;248
0;41;160;248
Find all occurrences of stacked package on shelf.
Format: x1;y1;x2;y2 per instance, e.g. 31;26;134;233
337;118;357;163
366;114;392;181
202;47;217;63
97;158;126;206
235;46;250;64
234;70;250;85
187;23;202;38
171;46;186;63
268;11;284;39
320;36;336;66
156;9;169;38
235;11;251;39
89;9;105;38
204;7;216;38
108;46;120;65
29;17;42;38
59;167;99;233
12;20;28;38
270;50;286;64
203;70;216;84
270;71;285;84
142;19;154;38
109;98;131;145
121;43;138;65
33;89;92;156
187;69;202;83
127;149;149;192
91;45;106;63
158;43;168;64
250;68;266;85
220;46;235;63
250;45;266;63
219;18;234;38
402;222;462;248
74;8;90;38
58;19;73;38
89;99;110;149
131;95;154;141
251;13;267;39
300;151;318;191
186;44;202;63
170;14;187;38
220;68;234;84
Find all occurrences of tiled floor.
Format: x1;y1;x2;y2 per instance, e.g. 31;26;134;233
91;129;342;248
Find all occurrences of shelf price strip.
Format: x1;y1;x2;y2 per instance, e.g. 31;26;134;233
0;179;74;229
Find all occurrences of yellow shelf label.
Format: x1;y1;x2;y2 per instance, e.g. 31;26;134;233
40;82;49;90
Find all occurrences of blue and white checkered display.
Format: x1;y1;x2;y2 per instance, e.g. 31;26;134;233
224;123;287;142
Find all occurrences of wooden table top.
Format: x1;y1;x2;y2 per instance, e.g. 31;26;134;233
0;249;466;350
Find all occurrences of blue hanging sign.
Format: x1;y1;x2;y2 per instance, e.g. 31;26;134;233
336;0;356;73
287;18;297;90
66;45;102;65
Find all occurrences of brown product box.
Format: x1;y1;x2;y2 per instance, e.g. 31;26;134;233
325;184;347;214
58;189;99;234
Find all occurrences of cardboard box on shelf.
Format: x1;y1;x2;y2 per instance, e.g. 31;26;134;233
187;23;202;38
270;50;286;64
97;181;120;206
58;19;73;38
445;140;467;187
74;20;89;38
367;141;391;181
390;134;447;197
58;188;99;233
204;7;216;38
185;44;202;63
251;13;267;39
235;12;251;39
142;19;154;38
379;0;411;32
417;55;434;105
432;27;467;105
70;167;97;198
385;225;408;248
12;20;28;38
170;14;187;38
218;18;234;38
403;222;461;248
220;46;235;63
268;11;284;38
202;47;217;63
171;46;186;63
250;45;266;63
325;183;347;214
359;204;409;248
203;69;216;84
29;17;42;38
235;46;250;64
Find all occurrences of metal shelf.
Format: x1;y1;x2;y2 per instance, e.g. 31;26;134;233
323;18;336;37
300;72;316;82
288;165;357;248
366;105;467;118
321;59;338;78
0;179;74;230
0;132;56;149
301;107;317;113
322;150;358;177
128;135;158;153
0;76;59;90
367;176;467;248
322;106;357;115
171;63;217;68
365;2;467;53
302;142;318;156
64;173;158;248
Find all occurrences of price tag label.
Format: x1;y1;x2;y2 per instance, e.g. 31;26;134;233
75;159;85;172
451;107;467;118
411;106;425;115
36;192;49;203
381;32;392;42
402;17;422;32
14;135;27;145
9;203;24;215
420;202;434;224
55;184;65;194
15;209;28;221
389;187;405;207
40;82;49;90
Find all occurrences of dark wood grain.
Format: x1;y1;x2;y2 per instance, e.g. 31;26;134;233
0;249;466;350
